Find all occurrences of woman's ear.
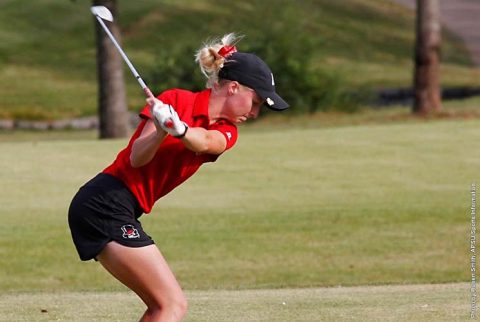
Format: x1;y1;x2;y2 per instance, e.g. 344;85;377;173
227;81;240;95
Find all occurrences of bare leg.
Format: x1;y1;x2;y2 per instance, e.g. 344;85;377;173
97;242;187;322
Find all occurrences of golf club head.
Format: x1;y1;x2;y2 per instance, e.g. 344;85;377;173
91;6;113;22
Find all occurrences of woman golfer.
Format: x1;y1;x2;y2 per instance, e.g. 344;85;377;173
68;33;288;322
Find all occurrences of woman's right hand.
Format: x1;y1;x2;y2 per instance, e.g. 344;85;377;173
148;98;187;138
147;98;170;132
147;98;172;128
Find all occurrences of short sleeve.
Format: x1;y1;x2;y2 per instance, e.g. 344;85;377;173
209;119;238;151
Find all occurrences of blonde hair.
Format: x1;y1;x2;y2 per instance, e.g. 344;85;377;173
195;33;242;88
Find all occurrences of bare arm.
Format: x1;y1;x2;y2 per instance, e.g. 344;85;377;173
130;120;226;168
130;97;227;167
130;119;168;168
147;96;226;155
180;127;227;155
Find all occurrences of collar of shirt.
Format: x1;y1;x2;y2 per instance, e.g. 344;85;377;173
192;89;211;119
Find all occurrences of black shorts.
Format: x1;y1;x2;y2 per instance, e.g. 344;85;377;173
68;173;154;261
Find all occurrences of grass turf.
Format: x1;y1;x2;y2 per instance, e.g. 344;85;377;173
0;283;472;321
0;118;478;292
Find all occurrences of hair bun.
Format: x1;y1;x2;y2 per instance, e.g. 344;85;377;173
195;33;242;88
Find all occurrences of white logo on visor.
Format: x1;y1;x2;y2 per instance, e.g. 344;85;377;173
266;98;274;106
226;132;232;140
271;73;275;86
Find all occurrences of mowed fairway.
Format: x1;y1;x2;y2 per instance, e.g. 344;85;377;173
0;283;471;321
0;119;478;320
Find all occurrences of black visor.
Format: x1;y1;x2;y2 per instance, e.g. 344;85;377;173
218;52;289;111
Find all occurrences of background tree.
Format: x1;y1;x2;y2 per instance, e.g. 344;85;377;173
413;0;442;114
93;0;130;138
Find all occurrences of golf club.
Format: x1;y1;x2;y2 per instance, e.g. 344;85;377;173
91;6;154;100
91;6;175;128
90;6;158;98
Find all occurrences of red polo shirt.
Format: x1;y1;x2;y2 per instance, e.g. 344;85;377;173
103;88;238;213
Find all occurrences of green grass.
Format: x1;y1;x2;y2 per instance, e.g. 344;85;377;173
0;118;478;292
0;0;478;119
0;283;472;321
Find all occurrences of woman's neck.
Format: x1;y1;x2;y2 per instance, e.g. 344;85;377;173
208;88;227;123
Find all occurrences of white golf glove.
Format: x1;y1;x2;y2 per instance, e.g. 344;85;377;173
152;101;188;138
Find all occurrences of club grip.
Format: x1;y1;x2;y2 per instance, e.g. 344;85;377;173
143;87;155;100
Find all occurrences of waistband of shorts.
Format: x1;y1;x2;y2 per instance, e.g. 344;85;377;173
83;173;144;218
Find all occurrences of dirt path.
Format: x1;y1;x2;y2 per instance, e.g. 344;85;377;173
391;0;480;65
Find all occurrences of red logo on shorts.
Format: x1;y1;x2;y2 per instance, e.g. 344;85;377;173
121;225;140;239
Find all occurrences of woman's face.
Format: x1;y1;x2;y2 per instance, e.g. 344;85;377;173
221;82;263;124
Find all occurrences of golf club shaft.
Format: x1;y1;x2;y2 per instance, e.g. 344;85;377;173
94;16;154;99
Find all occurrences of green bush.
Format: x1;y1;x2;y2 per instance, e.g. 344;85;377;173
0;0;474;120
245;34;366;114
147;34;367;114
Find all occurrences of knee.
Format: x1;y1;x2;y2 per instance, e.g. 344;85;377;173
149;293;188;320
170;294;188;319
